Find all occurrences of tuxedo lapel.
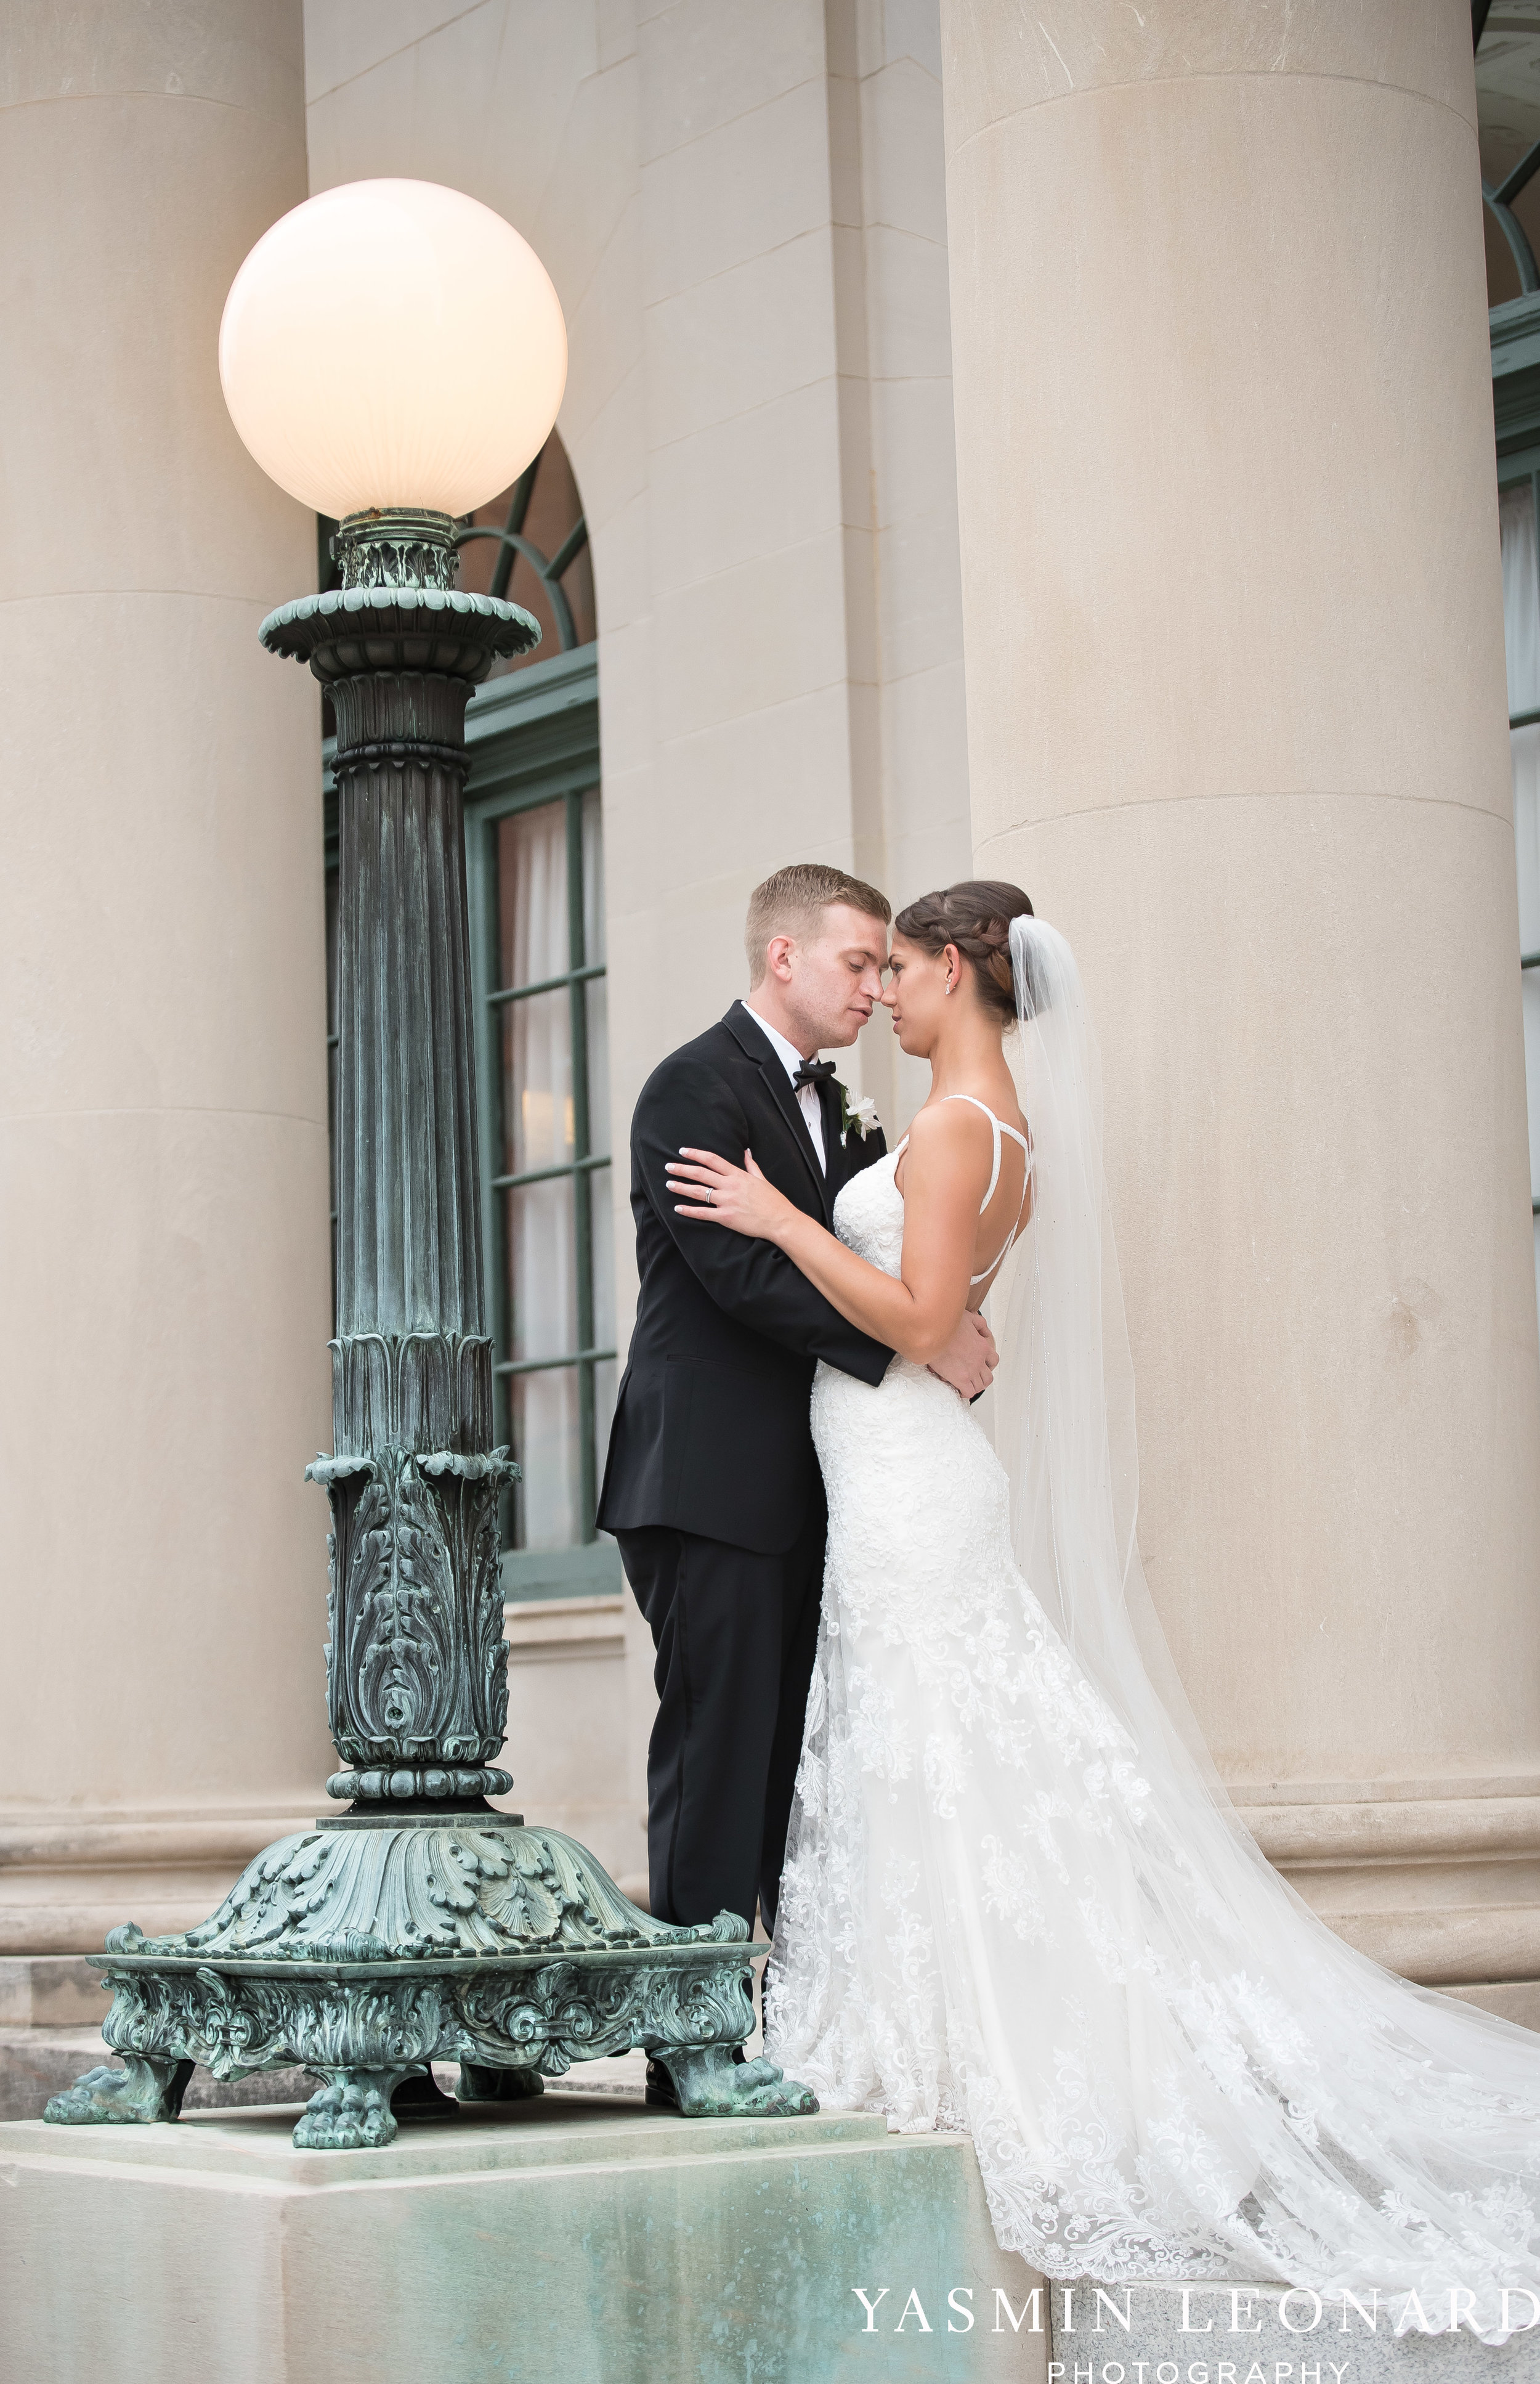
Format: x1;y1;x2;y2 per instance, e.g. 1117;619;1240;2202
721;1003;832;1223
817;1073;844;1191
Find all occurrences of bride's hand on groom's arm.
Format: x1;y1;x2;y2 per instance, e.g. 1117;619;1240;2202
927;1311;999;1402
667;1146;795;1240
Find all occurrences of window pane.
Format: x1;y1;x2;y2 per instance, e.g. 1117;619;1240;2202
589;1160;615;1354
1500;485;1540;1345
484;780;607;1560
506;1180;578;1365
584;972;610;1157
1524;974;1540;1205
594;1357;618;1502
582;784;605;966
588;1166;617;1526
501;989;573;1178
497;800;567;990
1516;722;1540;961
1502;483;1540;718
511;1369;582;1551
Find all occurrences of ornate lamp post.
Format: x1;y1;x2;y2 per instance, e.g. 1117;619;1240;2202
46;179;812;2150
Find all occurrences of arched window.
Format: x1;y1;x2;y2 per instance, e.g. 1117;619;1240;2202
456;429;596;669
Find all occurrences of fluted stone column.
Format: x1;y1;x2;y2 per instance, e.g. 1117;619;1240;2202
0;1;333;1949
940;0;1540;2003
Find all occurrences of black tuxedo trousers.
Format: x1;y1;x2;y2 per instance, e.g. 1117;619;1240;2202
616;1495;826;1937
599;1003;892;1932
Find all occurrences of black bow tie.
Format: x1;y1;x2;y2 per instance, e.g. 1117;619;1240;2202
792;1059;836;1091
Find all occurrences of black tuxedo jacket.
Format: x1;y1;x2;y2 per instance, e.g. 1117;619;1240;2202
596;1002;893;1554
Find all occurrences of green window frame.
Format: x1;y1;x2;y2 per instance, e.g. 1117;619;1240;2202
1492;296;1540;1246
1497;449;1540;1126
324;642;620;1601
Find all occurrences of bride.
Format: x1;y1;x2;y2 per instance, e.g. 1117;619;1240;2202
664;881;1540;2346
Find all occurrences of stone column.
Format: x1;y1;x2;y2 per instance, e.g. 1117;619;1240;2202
0;1;333;1950
941;1;1540;2004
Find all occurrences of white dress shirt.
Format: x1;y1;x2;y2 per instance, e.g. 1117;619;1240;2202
742;1002;826;1171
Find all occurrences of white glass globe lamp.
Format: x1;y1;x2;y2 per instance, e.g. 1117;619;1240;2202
219;179;567;529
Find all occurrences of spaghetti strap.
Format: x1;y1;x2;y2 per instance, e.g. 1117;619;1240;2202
937;1093;1033;1285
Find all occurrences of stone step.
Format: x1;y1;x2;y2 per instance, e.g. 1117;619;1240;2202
1050;2279;1540;2380
0;1954;108;2027
0;2025;317;2122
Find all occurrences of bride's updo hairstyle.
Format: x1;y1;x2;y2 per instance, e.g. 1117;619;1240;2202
892;881;1034;1025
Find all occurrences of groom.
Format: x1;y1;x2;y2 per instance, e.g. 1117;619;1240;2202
597;863;999;1952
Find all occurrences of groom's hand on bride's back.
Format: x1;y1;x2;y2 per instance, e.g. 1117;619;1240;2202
928;1310;999;1401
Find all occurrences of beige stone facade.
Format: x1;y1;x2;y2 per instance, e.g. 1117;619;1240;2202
0;1;333;1952
3;0;1539;2033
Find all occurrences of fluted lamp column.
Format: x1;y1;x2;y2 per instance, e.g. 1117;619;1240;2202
43;180;809;2151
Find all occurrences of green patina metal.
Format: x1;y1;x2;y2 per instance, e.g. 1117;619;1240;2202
46;511;814;2150
323;634;615;1599
44;1820;802;2149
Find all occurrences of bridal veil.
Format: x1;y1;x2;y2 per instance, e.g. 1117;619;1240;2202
985;915;1540;2344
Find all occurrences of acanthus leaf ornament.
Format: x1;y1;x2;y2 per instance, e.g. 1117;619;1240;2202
45;1825;809;2149
307;1430;517;1798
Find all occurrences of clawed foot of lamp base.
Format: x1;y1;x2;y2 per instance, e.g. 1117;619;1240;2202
43;2056;194;2127
294;2069;418;2150
652;2044;817;2117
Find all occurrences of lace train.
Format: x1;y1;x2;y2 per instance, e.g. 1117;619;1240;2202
765;1148;1540;2346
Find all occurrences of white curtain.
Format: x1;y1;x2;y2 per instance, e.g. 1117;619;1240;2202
581;787;618;1472
1499;483;1540;1325
500;801;578;1549
496;787;614;1551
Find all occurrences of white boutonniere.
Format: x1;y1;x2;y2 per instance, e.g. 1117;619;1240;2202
839;1088;880;1144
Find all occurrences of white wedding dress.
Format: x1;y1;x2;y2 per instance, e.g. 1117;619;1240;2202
765;918;1540;2346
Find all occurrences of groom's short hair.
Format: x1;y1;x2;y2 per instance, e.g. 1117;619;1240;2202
745;863;891;987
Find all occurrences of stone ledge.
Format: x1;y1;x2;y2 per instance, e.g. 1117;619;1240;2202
1443;1977;1540;2030
1230;1777;1540;1812
0;1808;322;1869
503;1593;626;1663
0;2027;314;2123
0;1805;327;1954
1220;1789;1540;1989
1236;1796;1540;1865
1313;1906;1540;1987
0;1954;105;2027
0;2097;1048;2384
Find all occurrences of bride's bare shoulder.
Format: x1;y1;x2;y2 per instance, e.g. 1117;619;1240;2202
902;1099;995;1172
